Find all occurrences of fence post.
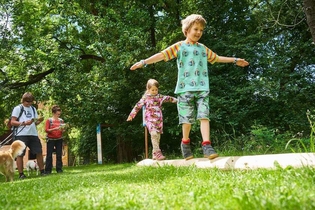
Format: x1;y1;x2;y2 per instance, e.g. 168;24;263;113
143;107;148;159
96;123;102;164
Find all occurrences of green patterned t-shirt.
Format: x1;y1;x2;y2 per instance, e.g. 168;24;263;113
161;41;218;94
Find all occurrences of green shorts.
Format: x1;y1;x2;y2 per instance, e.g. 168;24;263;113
177;91;210;124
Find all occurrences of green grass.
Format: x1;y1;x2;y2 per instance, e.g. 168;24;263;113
1;163;315;210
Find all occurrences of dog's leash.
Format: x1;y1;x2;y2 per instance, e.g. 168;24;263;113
0;133;13;148
0;125;26;148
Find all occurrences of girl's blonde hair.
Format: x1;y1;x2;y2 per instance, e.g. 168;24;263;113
181;14;206;37
145;79;159;94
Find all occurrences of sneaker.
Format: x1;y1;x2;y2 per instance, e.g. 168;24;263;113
152;151;165;160
202;144;219;160
152;150;165;160
19;174;27;179
181;142;194;160
41;171;47;176
57;170;63;173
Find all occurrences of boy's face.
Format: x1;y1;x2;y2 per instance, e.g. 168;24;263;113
186;23;204;43
22;100;33;107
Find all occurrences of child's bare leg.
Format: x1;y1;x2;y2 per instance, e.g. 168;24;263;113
151;132;165;160
150;131;160;153
200;119;210;141
182;123;191;140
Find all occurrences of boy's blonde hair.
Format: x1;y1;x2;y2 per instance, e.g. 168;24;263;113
181;14;206;37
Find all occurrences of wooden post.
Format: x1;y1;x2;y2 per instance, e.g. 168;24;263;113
145;127;148;159
143;107;148;159
96;124;102;164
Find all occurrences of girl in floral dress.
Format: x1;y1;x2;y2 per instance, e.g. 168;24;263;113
127;79;177;160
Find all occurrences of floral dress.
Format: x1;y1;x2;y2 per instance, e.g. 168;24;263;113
128;94;177;134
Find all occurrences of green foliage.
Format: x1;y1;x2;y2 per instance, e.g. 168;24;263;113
285;110;315;153
211;123;293;157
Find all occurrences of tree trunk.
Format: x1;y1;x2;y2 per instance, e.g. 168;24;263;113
304;0;315;43
116;135;133;163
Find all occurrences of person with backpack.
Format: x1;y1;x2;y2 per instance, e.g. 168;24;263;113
44;105;66;174
10;92;46;179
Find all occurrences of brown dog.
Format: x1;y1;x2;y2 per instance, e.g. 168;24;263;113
0;140;26;182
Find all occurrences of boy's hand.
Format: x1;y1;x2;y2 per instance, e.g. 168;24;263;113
236;59;249;67
32;117;44;125
130;61;144;70
24;120;33;125
38;117;44;123
126;116;133;121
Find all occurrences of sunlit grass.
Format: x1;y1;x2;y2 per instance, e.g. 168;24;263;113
0;164;315;210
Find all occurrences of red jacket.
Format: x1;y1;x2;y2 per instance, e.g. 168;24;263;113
45;118;63;139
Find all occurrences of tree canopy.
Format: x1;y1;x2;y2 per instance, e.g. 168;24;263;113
1;0;315;162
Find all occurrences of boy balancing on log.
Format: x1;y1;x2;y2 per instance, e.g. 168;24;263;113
130;14;249;160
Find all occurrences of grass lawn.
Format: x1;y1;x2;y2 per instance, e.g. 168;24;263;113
0;163;315;210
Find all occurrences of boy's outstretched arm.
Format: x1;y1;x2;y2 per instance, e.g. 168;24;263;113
217;56;249;67
130;52;165;70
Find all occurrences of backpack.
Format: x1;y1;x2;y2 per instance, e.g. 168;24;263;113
48;118;64;128
7;105;35;130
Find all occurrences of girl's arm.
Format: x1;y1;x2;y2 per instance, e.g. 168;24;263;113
127;98;145;121
45;119;50;133
130;53;165;70
161;95;178;103
216;56;249;67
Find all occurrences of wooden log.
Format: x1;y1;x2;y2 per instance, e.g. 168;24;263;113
137;153;315;169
